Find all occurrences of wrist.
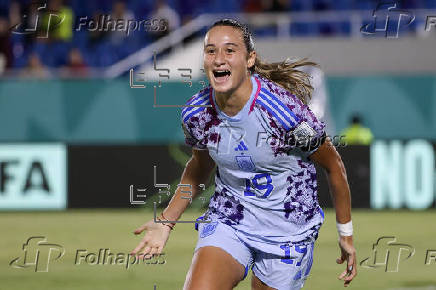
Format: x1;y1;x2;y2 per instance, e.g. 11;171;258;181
336;220;353;237
157;212;176;230
159;223;173;232
162;209;180;221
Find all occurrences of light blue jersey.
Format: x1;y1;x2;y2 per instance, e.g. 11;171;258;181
181;74;326;245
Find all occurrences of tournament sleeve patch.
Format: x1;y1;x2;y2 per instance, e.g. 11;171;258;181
291;122;325;153
293;121;317;139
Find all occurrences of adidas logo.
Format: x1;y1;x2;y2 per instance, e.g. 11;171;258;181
234;141;248;151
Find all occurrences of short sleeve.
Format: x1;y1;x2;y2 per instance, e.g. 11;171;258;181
286;102;326;157
181;119;208;150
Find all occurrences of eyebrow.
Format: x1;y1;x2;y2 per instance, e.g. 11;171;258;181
205;42;239;48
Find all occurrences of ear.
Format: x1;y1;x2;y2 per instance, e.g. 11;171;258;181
247;51;256;70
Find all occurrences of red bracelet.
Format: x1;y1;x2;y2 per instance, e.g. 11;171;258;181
158;213;176;230
156;216;174;230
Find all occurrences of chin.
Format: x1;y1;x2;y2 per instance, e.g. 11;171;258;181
212;82;233;94
211;76;235;94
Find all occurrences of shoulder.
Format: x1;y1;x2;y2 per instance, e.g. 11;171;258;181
253;75;305;131
181;86;213;125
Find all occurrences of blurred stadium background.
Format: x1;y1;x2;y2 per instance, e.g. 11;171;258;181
1;0;436;289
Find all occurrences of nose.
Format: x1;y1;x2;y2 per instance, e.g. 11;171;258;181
213;48;226;66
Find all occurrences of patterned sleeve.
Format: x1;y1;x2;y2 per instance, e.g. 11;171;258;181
181;116;208;150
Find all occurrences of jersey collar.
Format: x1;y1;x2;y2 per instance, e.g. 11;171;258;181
211;75;261;122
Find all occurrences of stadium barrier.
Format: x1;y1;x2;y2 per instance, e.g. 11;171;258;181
1;141;434;210
1;76;435;143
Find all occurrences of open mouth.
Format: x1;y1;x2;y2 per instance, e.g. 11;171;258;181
213;69;231;83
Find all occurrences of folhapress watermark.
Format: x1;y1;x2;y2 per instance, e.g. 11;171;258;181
9;236;65;272
255;131;347;149
360;236;436;272
10;236;165;272
360;236;414;272
361;2;415;38
9;2;65;39
425;16;436;32
75;16;167;36
75;249;165;269
9;2;167;38
361;1;436;38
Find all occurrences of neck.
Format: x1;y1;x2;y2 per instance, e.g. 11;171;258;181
215;75;253;117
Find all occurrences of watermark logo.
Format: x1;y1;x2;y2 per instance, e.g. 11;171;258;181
9;236;65;272
76;16;167;36
9;2;65;39
360;236;415;272
9;2;166;38
425;250;436;265
425;16;436;32
9;237;166;272
361;2;415;38
75;249;165;269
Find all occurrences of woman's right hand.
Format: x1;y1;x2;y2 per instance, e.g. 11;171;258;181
130;219;172;259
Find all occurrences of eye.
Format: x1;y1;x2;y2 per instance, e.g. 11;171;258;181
206;48;215;54
226;48;234;53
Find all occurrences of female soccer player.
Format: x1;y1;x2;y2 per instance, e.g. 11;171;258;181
131;19;357;290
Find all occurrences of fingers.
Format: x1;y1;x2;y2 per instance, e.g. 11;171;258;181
130;238;147;255
139;246;163;261
149;247;158;258
138;246;152;259
343;253;357;287
131;222;151;255
131;234;151;255
133;223;148;235
131;220;168;263
337;249;357;287
336;247;346;264
338;269;348;280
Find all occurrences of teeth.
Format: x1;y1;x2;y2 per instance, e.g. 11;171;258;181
213;70;231;80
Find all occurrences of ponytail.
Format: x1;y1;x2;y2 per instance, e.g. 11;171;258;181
252;57;318;105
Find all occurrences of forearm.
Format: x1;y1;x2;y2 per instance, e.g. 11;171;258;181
325;160;352;224
162;155;214;221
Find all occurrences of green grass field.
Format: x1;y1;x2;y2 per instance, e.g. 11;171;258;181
1;209;435;290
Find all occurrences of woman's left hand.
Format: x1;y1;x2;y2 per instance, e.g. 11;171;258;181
336;235;357;287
